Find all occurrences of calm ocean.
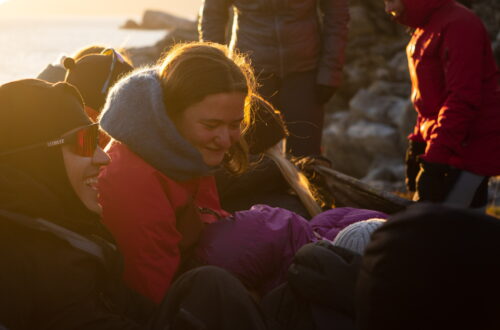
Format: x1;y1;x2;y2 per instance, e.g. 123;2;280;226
0;16;167;84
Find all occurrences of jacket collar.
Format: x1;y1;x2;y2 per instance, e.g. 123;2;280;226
99;68;213;181
399;0;453;28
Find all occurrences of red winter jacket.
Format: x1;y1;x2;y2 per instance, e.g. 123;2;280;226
98;142;229;303
402;0;500;176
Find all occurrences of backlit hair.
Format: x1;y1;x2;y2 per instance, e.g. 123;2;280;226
265;141;323;217
158;42;256;174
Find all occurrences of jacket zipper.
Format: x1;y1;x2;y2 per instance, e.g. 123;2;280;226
271;0;285;78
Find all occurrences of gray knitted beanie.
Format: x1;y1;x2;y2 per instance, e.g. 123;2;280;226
332;219;386;255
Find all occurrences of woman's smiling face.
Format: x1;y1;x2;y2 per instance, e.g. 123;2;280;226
62;141;110;215
174;92;246;167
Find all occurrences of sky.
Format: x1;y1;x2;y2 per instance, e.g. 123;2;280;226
0;0;202;19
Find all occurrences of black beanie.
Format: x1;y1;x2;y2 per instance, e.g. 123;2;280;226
0;79;104;236
357;203;500;330
64;51;133;112
0;79;91;153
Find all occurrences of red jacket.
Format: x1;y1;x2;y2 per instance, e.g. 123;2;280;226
98;142;229;303
402;0;500;176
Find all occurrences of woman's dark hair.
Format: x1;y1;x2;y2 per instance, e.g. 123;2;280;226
244;94;288;155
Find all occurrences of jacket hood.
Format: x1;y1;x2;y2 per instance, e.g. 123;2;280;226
99;68;212;181
399;0;453;28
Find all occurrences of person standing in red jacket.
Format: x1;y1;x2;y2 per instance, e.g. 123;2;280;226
385;0;500;209
98;42;256;304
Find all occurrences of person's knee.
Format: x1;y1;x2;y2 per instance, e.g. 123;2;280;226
186;266;234;284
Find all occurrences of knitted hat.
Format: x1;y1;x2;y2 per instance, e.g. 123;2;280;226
64;50;133;112
357;203;500;330
0;79;91;153
332;219;386;255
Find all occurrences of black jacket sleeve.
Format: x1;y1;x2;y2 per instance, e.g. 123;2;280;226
316;0;350;87
198;0;234;43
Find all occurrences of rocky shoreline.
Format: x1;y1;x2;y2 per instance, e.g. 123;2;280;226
121;10;197;31
122;1;500;199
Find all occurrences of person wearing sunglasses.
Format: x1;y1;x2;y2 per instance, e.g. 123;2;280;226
0;79;266;330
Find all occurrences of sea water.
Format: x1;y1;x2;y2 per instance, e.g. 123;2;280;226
0;16;167;84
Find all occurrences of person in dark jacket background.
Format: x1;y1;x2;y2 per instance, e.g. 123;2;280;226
388;0;500;208
357;203;500;330
0;79;266;330
199;0;350;157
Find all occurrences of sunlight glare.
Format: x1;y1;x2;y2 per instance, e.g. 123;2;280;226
0;0;10;5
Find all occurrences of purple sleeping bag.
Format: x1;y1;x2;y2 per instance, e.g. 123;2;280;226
196;205;387;295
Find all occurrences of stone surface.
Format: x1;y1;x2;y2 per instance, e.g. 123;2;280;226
348;6;376;40
141;10;197;30
122;10;197;30
125;27;198;67
323;112;374;178
346;120;400;156
121;19;140;29
349;88;409;127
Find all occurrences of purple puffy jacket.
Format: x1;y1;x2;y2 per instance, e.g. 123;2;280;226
196;205;386;295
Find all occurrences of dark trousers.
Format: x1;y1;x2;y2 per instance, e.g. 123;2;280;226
150;266;267;330
258;70;324;157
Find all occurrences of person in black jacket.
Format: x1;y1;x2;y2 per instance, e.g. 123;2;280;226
199;0;349;157
357;204;500;330
0;79;266;330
